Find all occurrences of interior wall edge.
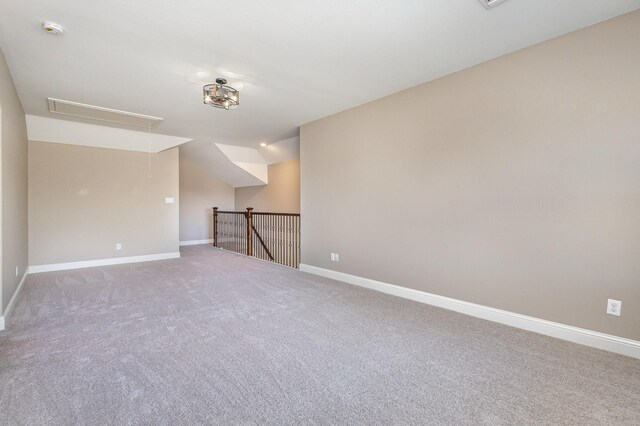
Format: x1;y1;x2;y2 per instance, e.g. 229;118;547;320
0;270;28;331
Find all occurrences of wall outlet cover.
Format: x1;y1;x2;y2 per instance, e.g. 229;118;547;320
606;299;622;316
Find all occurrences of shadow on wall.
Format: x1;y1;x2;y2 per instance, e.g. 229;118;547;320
235;160;300;213
1;44;30;315
179;154;235;242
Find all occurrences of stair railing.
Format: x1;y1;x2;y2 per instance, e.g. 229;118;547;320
213;207;301;268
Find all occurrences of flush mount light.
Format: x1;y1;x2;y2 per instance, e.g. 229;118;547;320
42;22;64;35
203;78;239;110
260;142;267;147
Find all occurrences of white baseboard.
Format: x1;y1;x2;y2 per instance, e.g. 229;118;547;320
179;239;213;246
0;271;29;331
299;264;640;359
29;252;181;274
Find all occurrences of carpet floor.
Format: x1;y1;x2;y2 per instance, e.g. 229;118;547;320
1;245;639;425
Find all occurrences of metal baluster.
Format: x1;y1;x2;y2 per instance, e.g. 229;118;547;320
287;216;291;267
276;215;279;264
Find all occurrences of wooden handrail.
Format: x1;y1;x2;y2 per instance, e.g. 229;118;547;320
214;210;300;216
252;212;300;217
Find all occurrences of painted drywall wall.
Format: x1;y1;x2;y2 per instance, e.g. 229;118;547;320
0;47;28;313
300;11;640;341
28;141;179;266
235;160;300;213
179;152;235;242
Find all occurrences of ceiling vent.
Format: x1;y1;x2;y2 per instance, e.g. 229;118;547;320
478;0;509;9
47;98;163;128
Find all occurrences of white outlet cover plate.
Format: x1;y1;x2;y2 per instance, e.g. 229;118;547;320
165;197;175;204
607;299;622;316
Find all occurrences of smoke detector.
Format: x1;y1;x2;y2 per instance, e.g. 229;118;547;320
478;0;509;9
42;22;64;35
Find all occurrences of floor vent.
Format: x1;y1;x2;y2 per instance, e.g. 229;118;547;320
47;98;163;128
478;0;509;9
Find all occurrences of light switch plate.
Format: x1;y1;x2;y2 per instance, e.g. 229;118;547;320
165;197;175;204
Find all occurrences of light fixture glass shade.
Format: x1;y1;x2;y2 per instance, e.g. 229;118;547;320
203;78;239;110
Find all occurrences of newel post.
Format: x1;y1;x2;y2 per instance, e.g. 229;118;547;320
246;207;254;256
212;207;218;247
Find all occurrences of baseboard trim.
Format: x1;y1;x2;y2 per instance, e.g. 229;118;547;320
299;264;640;359
29;252;181;274
179;239;213;246
0;271;29;331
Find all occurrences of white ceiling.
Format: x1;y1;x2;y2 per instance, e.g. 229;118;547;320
1;0;639;181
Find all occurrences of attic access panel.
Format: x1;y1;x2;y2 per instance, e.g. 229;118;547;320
47;98;163;128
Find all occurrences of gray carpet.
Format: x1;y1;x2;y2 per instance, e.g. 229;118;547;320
1;245;639;425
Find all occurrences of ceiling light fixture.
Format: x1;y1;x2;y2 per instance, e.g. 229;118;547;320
203;78;239;110
260;142;267;147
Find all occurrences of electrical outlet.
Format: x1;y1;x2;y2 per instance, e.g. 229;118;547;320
330;253;340;262
606;299;622;316
335;253;339;261
116;243;122;250
15;266;19;277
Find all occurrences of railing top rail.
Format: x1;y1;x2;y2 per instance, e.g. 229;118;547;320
213;208;299;217
252;211;300;217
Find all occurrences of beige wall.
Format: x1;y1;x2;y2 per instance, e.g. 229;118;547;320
179;153;234;242
29;142;179;265
301;11;640;341
235;160;300;213
0;48;28;312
